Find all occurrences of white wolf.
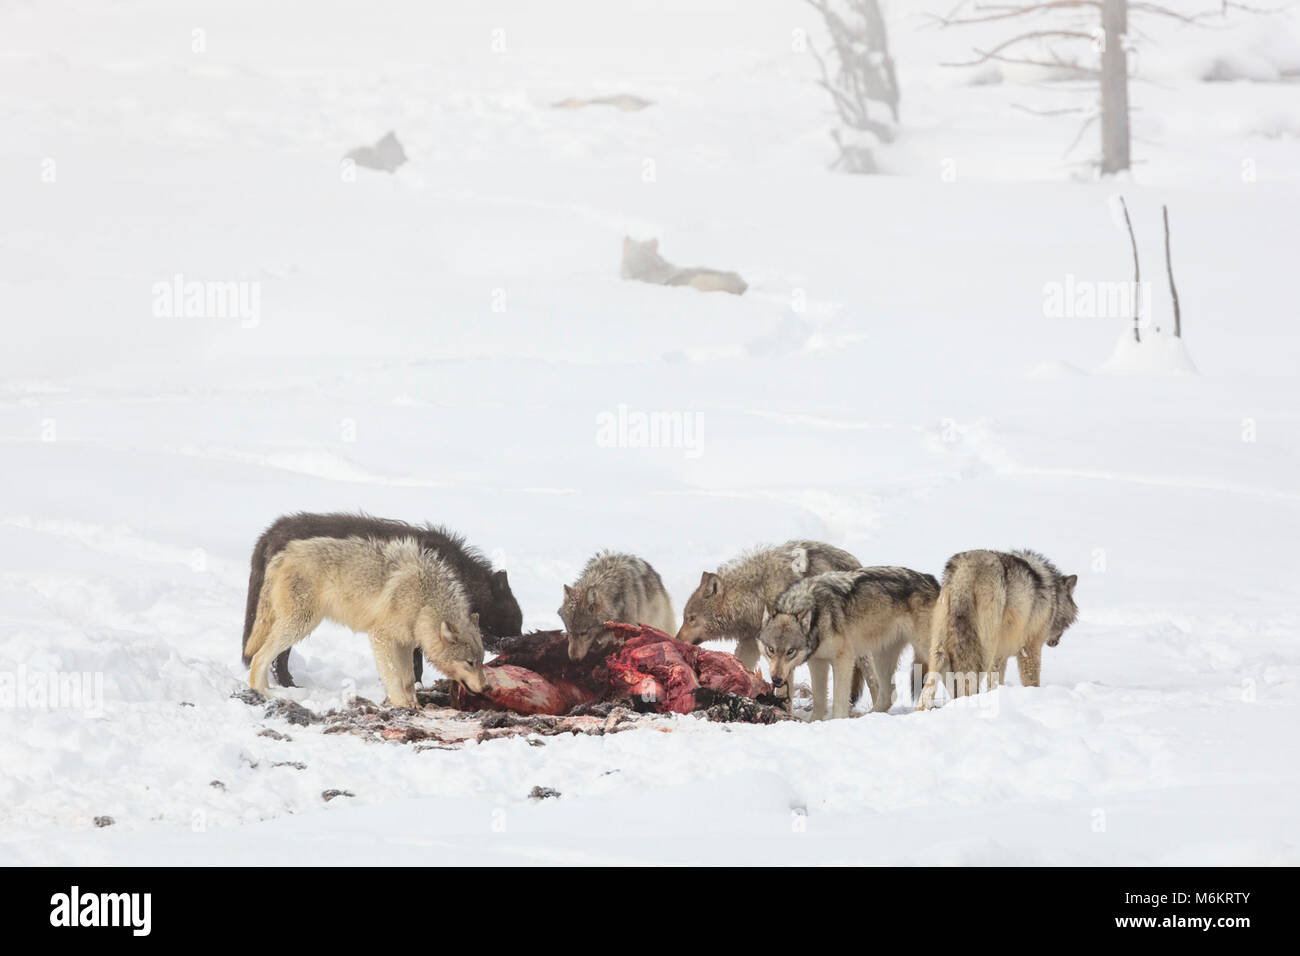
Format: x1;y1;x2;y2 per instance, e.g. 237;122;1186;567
243;536;487;708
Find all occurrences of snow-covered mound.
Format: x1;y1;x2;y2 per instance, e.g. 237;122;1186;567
1100;330;1200;375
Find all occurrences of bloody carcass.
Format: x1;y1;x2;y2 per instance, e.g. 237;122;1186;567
450;622;777;717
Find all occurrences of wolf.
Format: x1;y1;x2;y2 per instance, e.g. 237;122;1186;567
759;567;940;719
620;237;748;295
243;536;488;708
916;549;1078;710
345;130;407;173
677;541;880;711
241;512;521;687
558;551;676;660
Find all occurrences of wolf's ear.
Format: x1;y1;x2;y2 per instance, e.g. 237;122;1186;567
700;571;720;596
440;620;454;641
790;547;809;575
1063;574;1078;595
761;607;771;627
492;569;509;591
470;612;480;629
563;584;574;602
585;588;599;610
795;608;812;629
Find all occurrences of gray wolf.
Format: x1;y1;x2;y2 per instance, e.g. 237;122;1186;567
760;567;940;719
559;551;676;660
677;540;876;710
243;536;487;708
346;131;408;173
620;237;748;295
917;549;1078;710
242;512;521;687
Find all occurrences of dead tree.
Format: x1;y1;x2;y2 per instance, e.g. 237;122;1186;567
933;0;1279;175
1099;0;1130;174
1118;195;1141;342
806;0;901;173
1163;204;1181;338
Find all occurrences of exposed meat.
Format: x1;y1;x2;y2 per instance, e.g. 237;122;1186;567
450;622;777;717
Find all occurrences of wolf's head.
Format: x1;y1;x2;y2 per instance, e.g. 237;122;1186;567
1047;574;1079;647
429;611;488;694
676;570;725;645
481;569;523;638
620;236;667;278
559;584;614;661
758;597;818;697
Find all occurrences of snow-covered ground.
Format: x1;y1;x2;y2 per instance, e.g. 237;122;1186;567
2;0;1298;865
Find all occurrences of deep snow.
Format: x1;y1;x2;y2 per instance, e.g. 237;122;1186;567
1;0;1298;865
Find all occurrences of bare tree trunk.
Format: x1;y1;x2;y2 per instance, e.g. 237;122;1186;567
1163;205;1181;338
1100;0;1131;175
1119;196;1141;343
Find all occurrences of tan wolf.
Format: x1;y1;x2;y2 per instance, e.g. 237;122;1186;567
243;536;488;708
917;549;1078;710
559;551;676;660
759;567;940;719
620;237;748;295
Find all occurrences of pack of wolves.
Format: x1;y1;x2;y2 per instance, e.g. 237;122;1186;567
240;512;1078;719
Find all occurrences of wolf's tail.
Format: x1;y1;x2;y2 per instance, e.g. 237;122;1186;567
240;532;275;667
242;554;281;665
849;662;866;705
941;564;1001;688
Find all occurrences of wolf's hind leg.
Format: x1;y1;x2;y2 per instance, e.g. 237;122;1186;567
249;611;319;693
866;643;904;713
807;658;829;721
917;644;949;711
989;656;1007;691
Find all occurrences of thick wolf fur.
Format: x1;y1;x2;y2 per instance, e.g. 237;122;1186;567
241;512;521;687
243;536;487;708
677;540;875;708
760;567;940;719
917;549;1078;710
620;237;747;295
559;551;676;660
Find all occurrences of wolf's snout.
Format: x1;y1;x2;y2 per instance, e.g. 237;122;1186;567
461;667;489;695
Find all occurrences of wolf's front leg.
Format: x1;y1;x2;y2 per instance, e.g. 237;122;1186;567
807;658;829;721
1017;646;1041;687
830;656;856;719
734;636;760;671
370;629;418;708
